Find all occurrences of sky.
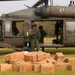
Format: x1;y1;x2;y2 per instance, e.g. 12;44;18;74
0;0;72;16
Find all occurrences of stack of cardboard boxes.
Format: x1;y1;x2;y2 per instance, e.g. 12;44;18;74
0;51;75;73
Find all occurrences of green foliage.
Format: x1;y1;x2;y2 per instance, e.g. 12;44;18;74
0;48;16;55
36;21;55;37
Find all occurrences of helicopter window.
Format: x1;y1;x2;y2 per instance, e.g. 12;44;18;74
5;22;11;32
12;21;19;36
12;21;24;36
5;21;12;37
66;22;75;34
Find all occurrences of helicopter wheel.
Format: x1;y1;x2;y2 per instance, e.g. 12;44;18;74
22;47;31;51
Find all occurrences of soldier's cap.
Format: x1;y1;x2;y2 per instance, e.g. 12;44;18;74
31;24;37;28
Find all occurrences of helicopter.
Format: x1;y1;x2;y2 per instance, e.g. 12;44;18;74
0;0;75;51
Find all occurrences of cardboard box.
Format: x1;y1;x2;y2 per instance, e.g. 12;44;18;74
4;52;24;63
32;63;41;71
25;51;48;62
64;57;75;71
13;60;26;70
4;53;15;62
0;63;12;71
55;62;69;71
14;62;32;72
37;52;46;61
69;58;75;71
71;65;75;71
64;57;70;63
39;59;47;63
15;60;27;66
44;53;51;59
10;59;20;65
40;63;54;73
54;52;64;60
25;53;37;62
46;58;56;64
57;59;65;63
14;52;24;60
69;58;75;65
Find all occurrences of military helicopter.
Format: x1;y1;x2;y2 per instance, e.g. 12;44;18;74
0;0;75;51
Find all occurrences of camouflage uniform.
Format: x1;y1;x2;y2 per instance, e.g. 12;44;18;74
29;25;40;51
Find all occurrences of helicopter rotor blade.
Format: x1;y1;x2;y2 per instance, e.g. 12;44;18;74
32;0;41;7
32;0;48;7
24;4;31;8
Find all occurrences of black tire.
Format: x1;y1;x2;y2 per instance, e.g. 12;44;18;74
22;47;31;51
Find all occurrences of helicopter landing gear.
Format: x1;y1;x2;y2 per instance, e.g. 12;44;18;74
22;32;31;51
22;47;31;51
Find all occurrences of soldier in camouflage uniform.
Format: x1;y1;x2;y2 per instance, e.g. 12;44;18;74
29;23;40;51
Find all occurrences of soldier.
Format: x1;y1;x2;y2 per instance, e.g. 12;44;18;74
12;21;19;36
54;21;60;41
39;26;46;51
59;21;63;44
29;22;40;51
54;21;63;44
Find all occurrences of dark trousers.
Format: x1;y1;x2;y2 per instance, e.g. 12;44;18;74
42;47;44;52
39;39;44;52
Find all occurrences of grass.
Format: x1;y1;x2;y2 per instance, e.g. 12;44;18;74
0;37;75;75
0;48;16;55
0;71;75;75
0;48;75;75
45;48;75;54
0;68;75;75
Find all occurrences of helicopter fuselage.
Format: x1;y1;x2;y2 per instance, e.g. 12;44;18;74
35;5;75;18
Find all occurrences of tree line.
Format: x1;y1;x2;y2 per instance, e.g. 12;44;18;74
35;21;56;37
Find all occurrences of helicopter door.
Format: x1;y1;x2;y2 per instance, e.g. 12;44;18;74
0;20;3;41
63;21;75;46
